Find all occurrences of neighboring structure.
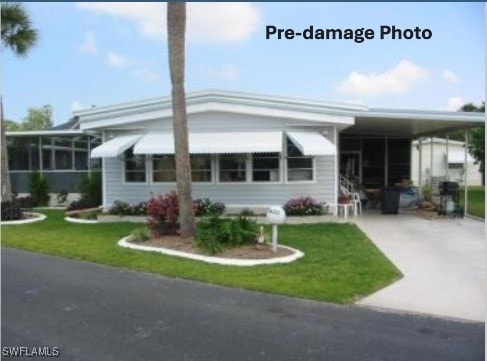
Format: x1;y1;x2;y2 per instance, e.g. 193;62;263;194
6;90;484;210
411;137;483;187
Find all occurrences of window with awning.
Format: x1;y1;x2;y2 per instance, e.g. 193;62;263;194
91;130;338;184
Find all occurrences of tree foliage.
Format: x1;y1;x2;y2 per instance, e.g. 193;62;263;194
1;2;38;203
1;2;38;56
460;102;485;183
5;104;53;130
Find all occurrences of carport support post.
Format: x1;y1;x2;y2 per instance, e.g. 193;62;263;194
430;135;434;186
464;129;469;215
445;133;449;180
418;138;422;193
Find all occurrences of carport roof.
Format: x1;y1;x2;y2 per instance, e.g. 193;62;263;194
345;108;484;137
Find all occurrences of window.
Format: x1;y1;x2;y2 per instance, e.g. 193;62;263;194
152;154;212;183
252;153;280;182
153;155;176;182
125;148;146;182
219;154;246;182
286;138;313;181
191;155;212;182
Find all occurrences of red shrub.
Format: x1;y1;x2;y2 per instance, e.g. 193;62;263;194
146;191;180;236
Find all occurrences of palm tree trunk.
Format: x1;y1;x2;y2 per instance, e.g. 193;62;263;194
167;2;195;237
1;97;12;202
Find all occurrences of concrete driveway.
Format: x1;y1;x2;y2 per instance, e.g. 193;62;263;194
354;212;485;322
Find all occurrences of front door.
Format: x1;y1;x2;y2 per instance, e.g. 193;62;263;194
340;151;361;183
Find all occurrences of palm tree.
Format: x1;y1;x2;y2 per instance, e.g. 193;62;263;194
1;2;38;202
167;2;195;237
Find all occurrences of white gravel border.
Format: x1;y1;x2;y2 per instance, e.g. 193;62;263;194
64;217;99;224
118;236;304;266
1;212;47;225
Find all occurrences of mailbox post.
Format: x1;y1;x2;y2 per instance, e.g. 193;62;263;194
266;206;286;252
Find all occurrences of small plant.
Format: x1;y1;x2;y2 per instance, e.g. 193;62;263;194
132;201;148;216
194;211;258;255
28;171;50;206
79;172;102;206
67;197;98;211
239;208;255;217
193;198;225;217
15;196;33;210
1;201;23;221
130;227;150;243
146;191;180;236
108;201;148;216
421;184;433;202
109;201;134;216
283;196;324;216
56;190;68;205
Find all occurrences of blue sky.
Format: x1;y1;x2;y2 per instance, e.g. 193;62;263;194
3;2;484;126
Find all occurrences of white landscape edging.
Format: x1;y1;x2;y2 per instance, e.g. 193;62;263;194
118;236;304;266
1;212;47;225
64;217;99;224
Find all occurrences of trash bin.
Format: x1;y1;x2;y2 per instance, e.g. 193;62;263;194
381;186;401;214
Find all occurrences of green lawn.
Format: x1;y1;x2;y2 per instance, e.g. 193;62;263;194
460;186;485;219
2;210;401;304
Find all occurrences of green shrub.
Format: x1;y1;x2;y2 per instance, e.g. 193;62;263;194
56;190;68;205
28;171;50;206
194;212;258;255
108;200;147;216
109;201;134;216
421;184;432;201
79;172;102;205
68;172;102;210
1;200;23;221
130;227;150;243
193;198;225;217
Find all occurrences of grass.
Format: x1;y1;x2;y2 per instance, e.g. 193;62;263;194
459;186;485;219
2;210;401;304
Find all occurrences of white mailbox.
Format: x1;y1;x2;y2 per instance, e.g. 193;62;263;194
266;206;286;224
266;206;286;252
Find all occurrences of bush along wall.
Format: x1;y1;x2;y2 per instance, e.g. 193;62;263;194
28;171;50;207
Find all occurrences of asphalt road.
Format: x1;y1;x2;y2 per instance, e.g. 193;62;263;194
2;248;484;361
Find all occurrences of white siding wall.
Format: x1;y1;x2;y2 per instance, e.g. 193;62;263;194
101;111;339;209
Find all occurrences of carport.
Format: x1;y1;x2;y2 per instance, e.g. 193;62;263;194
340;108;483;215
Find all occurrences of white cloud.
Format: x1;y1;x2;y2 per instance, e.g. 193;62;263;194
105;52;129;68
76;2;260;42
132;68;161;83
71;101;87;111
446;96;464;111
79;31;97;55
442;69;459;84
204;64;240;81
188;3;260;42
337;59;429;97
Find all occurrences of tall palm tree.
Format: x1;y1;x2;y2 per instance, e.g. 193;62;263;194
167;2;195;237
1;2;38;202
